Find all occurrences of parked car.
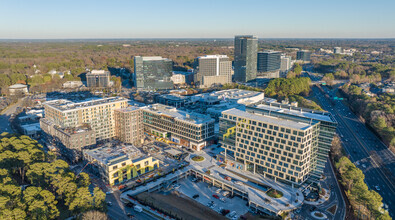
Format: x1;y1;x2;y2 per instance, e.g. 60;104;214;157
221;209;230;216
215;188;222;194
126;213;135;219
193;194;199;199
213;194;219;199
222;191;230;197
229;211;237;218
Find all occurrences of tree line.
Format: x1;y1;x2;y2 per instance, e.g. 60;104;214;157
341;84;395;153
0;133;106;219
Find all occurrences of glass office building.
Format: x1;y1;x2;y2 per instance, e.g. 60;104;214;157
234;35;258;83
134;56;174;90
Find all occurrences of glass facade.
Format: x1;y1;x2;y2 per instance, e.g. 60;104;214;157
134;56;174;90
234;35;258;82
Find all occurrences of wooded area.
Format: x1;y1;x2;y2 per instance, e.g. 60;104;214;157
0;133;106;219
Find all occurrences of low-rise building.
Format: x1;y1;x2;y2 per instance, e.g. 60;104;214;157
141;104;215;151
40;118;96;161
21;123;41;139
84;144;159;185
8;84;28;95
63;81;83;89
114;107;144;146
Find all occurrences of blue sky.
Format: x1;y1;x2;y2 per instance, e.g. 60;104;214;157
0;0;394;39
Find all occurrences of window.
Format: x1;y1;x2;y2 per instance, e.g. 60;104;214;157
144;161;149;166
113;165;118;170
122;162;126;166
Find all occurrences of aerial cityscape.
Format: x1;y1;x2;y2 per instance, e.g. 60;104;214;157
0;0;394;220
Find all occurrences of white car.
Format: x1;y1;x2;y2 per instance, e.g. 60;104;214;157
228;211;237;218
375;185;380;191
220;197;226;203
232;216;238;220
215;188;222;194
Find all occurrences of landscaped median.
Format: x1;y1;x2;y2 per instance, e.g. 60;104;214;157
191;155;205;162
266;188;283;198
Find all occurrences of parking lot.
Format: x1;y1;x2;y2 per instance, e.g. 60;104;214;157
176;176;250;219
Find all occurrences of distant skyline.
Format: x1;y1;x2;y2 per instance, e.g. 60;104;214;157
1;0;394;39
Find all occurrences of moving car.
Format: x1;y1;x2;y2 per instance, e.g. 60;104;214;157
213;194;219;199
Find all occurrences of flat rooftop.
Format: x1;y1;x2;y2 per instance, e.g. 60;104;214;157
136;56;171;61
249;102;336;123
158;94;190;101
87;70;109;75
210;89;263;100
44;97;128;112
84;144;143;166
115;106;140;113
142;104;214;125
223;108;315;130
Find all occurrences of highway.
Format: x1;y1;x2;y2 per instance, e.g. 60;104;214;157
312;85;394;217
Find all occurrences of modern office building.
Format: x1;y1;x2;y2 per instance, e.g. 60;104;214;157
86;70;110;87
114;107;144;146
134;56;173;90
219;102;336;186
141;104;215;151
333;47;343;54
296;50;312;62
84;144;159;185
219;108;319;186
194;55;232;88
246;101;337;184
257;51;281;73
42;97;128;141
280;55;292;72
234;35;258;82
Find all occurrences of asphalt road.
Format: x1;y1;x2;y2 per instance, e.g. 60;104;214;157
0;98;24;133
106;190;156;220
293;158;345;220
312;86;394;217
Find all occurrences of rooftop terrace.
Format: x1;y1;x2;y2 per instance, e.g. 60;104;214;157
84;144;142;166
223;108;315;130
249;101;336;123
142;104;214;125
44;97;128;112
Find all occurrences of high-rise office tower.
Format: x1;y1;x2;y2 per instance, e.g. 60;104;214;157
296;50;312;62
134;56;173;90
194;55;232;88
234;35;258;82
257;50;281;73
86;70;110;87
219;101;337;186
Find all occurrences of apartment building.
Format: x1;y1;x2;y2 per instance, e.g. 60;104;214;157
114;107;144;146
84;144;159;185
141;104;215;151
40;118;96;161
219;108;319;186
43;97;128;141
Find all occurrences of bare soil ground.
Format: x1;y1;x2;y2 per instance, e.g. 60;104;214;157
136;191;227;220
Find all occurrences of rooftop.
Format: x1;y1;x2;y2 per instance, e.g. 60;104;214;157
84;144;143;166
249;101;336;123
223;108;315;130
136;56;171;61
142;103;214;125
258;50;281;54
87;70;109;75
197;54;229;59
115;106;140;113
9;83;28;89
44;97;128;112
